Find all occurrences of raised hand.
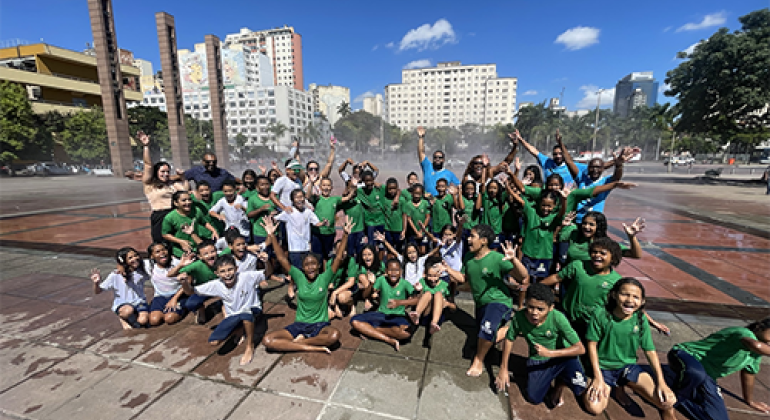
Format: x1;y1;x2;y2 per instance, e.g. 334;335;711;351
616;182;637;190
514;157;521;172
181;221;195;236
447;184;458;196
90;268;101;284
137;131;150;146
482;154;490;167
555;128;562;143
501;240;518;262
261;216;278;236
258;165;267;174
416;126;426;138
343;215;355;234
622;217;645;236
373;231;386;243
179;251;196;267
562;211;577;227
330;135;337;147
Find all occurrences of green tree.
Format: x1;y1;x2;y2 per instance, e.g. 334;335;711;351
0;81;37;162
60;107;109;163
128;105;169;159
665;8;770;140
234;132;249;162
337;101;352;118
185;116;213;162
266;121;288;150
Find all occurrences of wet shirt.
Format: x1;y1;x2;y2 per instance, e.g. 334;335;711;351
506;309;580;361
674;327;762;379
586;307;654;370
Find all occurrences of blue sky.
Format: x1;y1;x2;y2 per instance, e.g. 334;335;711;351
2;0;766;112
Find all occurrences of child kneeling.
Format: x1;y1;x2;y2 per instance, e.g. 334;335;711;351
180;254;266;365
496;283;587;407
350;258;416;351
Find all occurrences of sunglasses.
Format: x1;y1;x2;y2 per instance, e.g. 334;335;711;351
307;167;319;172
434;155;445;160
203;160;217;164
472;161;484;165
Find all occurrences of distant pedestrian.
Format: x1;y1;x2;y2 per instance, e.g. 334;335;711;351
762;166;770;195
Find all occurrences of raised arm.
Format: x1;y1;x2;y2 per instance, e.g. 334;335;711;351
590;181;637;197
319;138;336;179
139;131;153;185
330;216;353;273
417;126;426;163
490;132;519;176
501;241;529;285
517;131;540;158
374;231;401;259
556;129;580;182
338;158;353;176
608;150;626;182
262;217;291;273
622;218;644;259
362;160;379;174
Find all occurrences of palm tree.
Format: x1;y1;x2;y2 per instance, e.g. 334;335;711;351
337;101;352;119
265;121;288;151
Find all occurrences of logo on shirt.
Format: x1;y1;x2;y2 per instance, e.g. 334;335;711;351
633;325;640;334
319;287;323;292
545;330;553;338
601;281;610;289
396;291;401;296
482;267;489;274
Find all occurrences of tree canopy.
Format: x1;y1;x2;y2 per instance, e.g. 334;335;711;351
0;81;37;162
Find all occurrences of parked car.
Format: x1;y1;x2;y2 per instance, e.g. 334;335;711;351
31;162;72;176
664;156;695;166
447;158;466;168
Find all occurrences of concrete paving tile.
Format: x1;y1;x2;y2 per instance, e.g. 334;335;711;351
0;266;36;281
0;337;74;392
722;410;770;420
43;363;182;420
0;272;82;296
0;293;34;310
601;389;664;420
649;321;700;353
717;370;770;412
38;282;114;308
192;340;282;387
320;405;400;420
329;317;363;350
358;322;428;360
135;326;218;372
41;309;122;349
0;353;123;419
675;313;748;327
227;391;324;420
426;321;477;368
1;218;148;244
418;362;509;420
138;376;247;420
331;351;423;419
506;365;595;420
0;300;101;340
86;321;188;360
260;348;354;400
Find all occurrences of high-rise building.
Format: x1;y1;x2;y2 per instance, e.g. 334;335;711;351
363;94;383;117
224;26;303;91
613;71;658;117
384;61;517;131
308;83;350;127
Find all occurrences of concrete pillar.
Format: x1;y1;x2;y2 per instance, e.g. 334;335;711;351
204;35;229;166
87;0;132;177
155;12;190;170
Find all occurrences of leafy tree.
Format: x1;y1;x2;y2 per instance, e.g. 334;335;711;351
60;107;109;163
234;132;249;161
0;81;37;162
266;121;288;150
185;116;213;162
665;8;770;140
337;101;352;119
128;105;169;159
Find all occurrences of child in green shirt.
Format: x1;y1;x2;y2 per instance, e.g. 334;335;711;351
583;278;676;419
668;318;770;419
382;178;407;253
170;239;219;324
308;177;353;263
480;179;507;246
162;191;218;258
350;258;417;351
496;283;587;407
429;178;455;237
403;183;431;254
555;211;641;265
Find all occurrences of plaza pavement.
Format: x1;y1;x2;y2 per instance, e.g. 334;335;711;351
0;173;769;419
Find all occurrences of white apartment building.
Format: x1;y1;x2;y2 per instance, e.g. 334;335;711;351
384;61;517;131
308;83;350;127
224;25;304;91
362;94;383;117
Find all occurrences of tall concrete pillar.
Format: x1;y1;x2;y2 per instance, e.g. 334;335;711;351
155;12;190;170
204;35;229;165
87;0;132;177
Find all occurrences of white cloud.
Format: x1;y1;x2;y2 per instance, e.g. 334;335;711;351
398;19;456;52
674;42;702;60
372;45;379;51
353;91;376;104
575;85;615;110
522;90;538;96
386;42;395;49
676;12;726;32
659;83;671;94
403;59;432;69
554;26;600;51
663;26;673;33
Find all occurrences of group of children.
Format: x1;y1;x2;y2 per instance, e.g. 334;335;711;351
92;131;769;418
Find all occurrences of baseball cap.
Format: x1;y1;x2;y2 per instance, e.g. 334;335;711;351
286;159;304;171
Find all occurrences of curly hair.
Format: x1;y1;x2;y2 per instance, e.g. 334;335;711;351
582;211;608;238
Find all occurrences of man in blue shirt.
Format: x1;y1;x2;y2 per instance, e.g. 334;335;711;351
517;132;587;185
416;126;460;196
184;153;236;192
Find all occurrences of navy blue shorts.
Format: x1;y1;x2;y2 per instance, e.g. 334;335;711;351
475;302;512;342
601;364;649;388
285;321;331;339
366;225;385;250
351;311;410;328
526;357;587;404
209;308;262;342
521;255;552;280
490;233;506;250
149;295;187;315
115;302;149;315
667;349;729;420
385;231;404;255
183;293;208;312
347;231;365;258
311;232;336;260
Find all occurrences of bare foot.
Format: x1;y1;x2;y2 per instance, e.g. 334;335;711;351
549;390;564;408
334;307;343;319
209;340;221;346
466;361;484;377
293;334;306;343
391;339;400;352
240;345;254;366
408;311;419;324
429;322;441;335
321;347;331;354
119;318;132;330
615;385;632;407
364;299;373;311
238;335;245;345
349;304;357;317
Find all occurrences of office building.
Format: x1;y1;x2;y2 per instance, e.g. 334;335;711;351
308;83;350;126
363;93;383;117
613;71;658;117
0;43;142;114
223;26;303;91
384;61;517;131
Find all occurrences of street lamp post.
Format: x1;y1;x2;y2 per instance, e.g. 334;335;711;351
592;89;605;155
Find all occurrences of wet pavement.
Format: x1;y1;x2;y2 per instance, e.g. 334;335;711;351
1;174;769;419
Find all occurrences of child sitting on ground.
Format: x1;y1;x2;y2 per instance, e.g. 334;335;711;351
91;247;150;329
408;256;456;335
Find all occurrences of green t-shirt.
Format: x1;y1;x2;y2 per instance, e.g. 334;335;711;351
523;186;595;214
374;276;415;315
383;194;407;232
559;260;621;323
482;192;506;234
179;260;217;286
289;266;333;324
403;200;431;232
241;189;258;201
461;196;480;230
586;307;655;370
346;258;385;280
674;327;762;379
161;209;212;257
338;197;365;233
326;259;348;287
520;202;560;260
358;185;387;226
431;193;454;233
419;278;450;296
559;225;628;264
461;251;516;308
312;195;342;235
247;194;276;238
506;309;580;361
192;196;222;235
